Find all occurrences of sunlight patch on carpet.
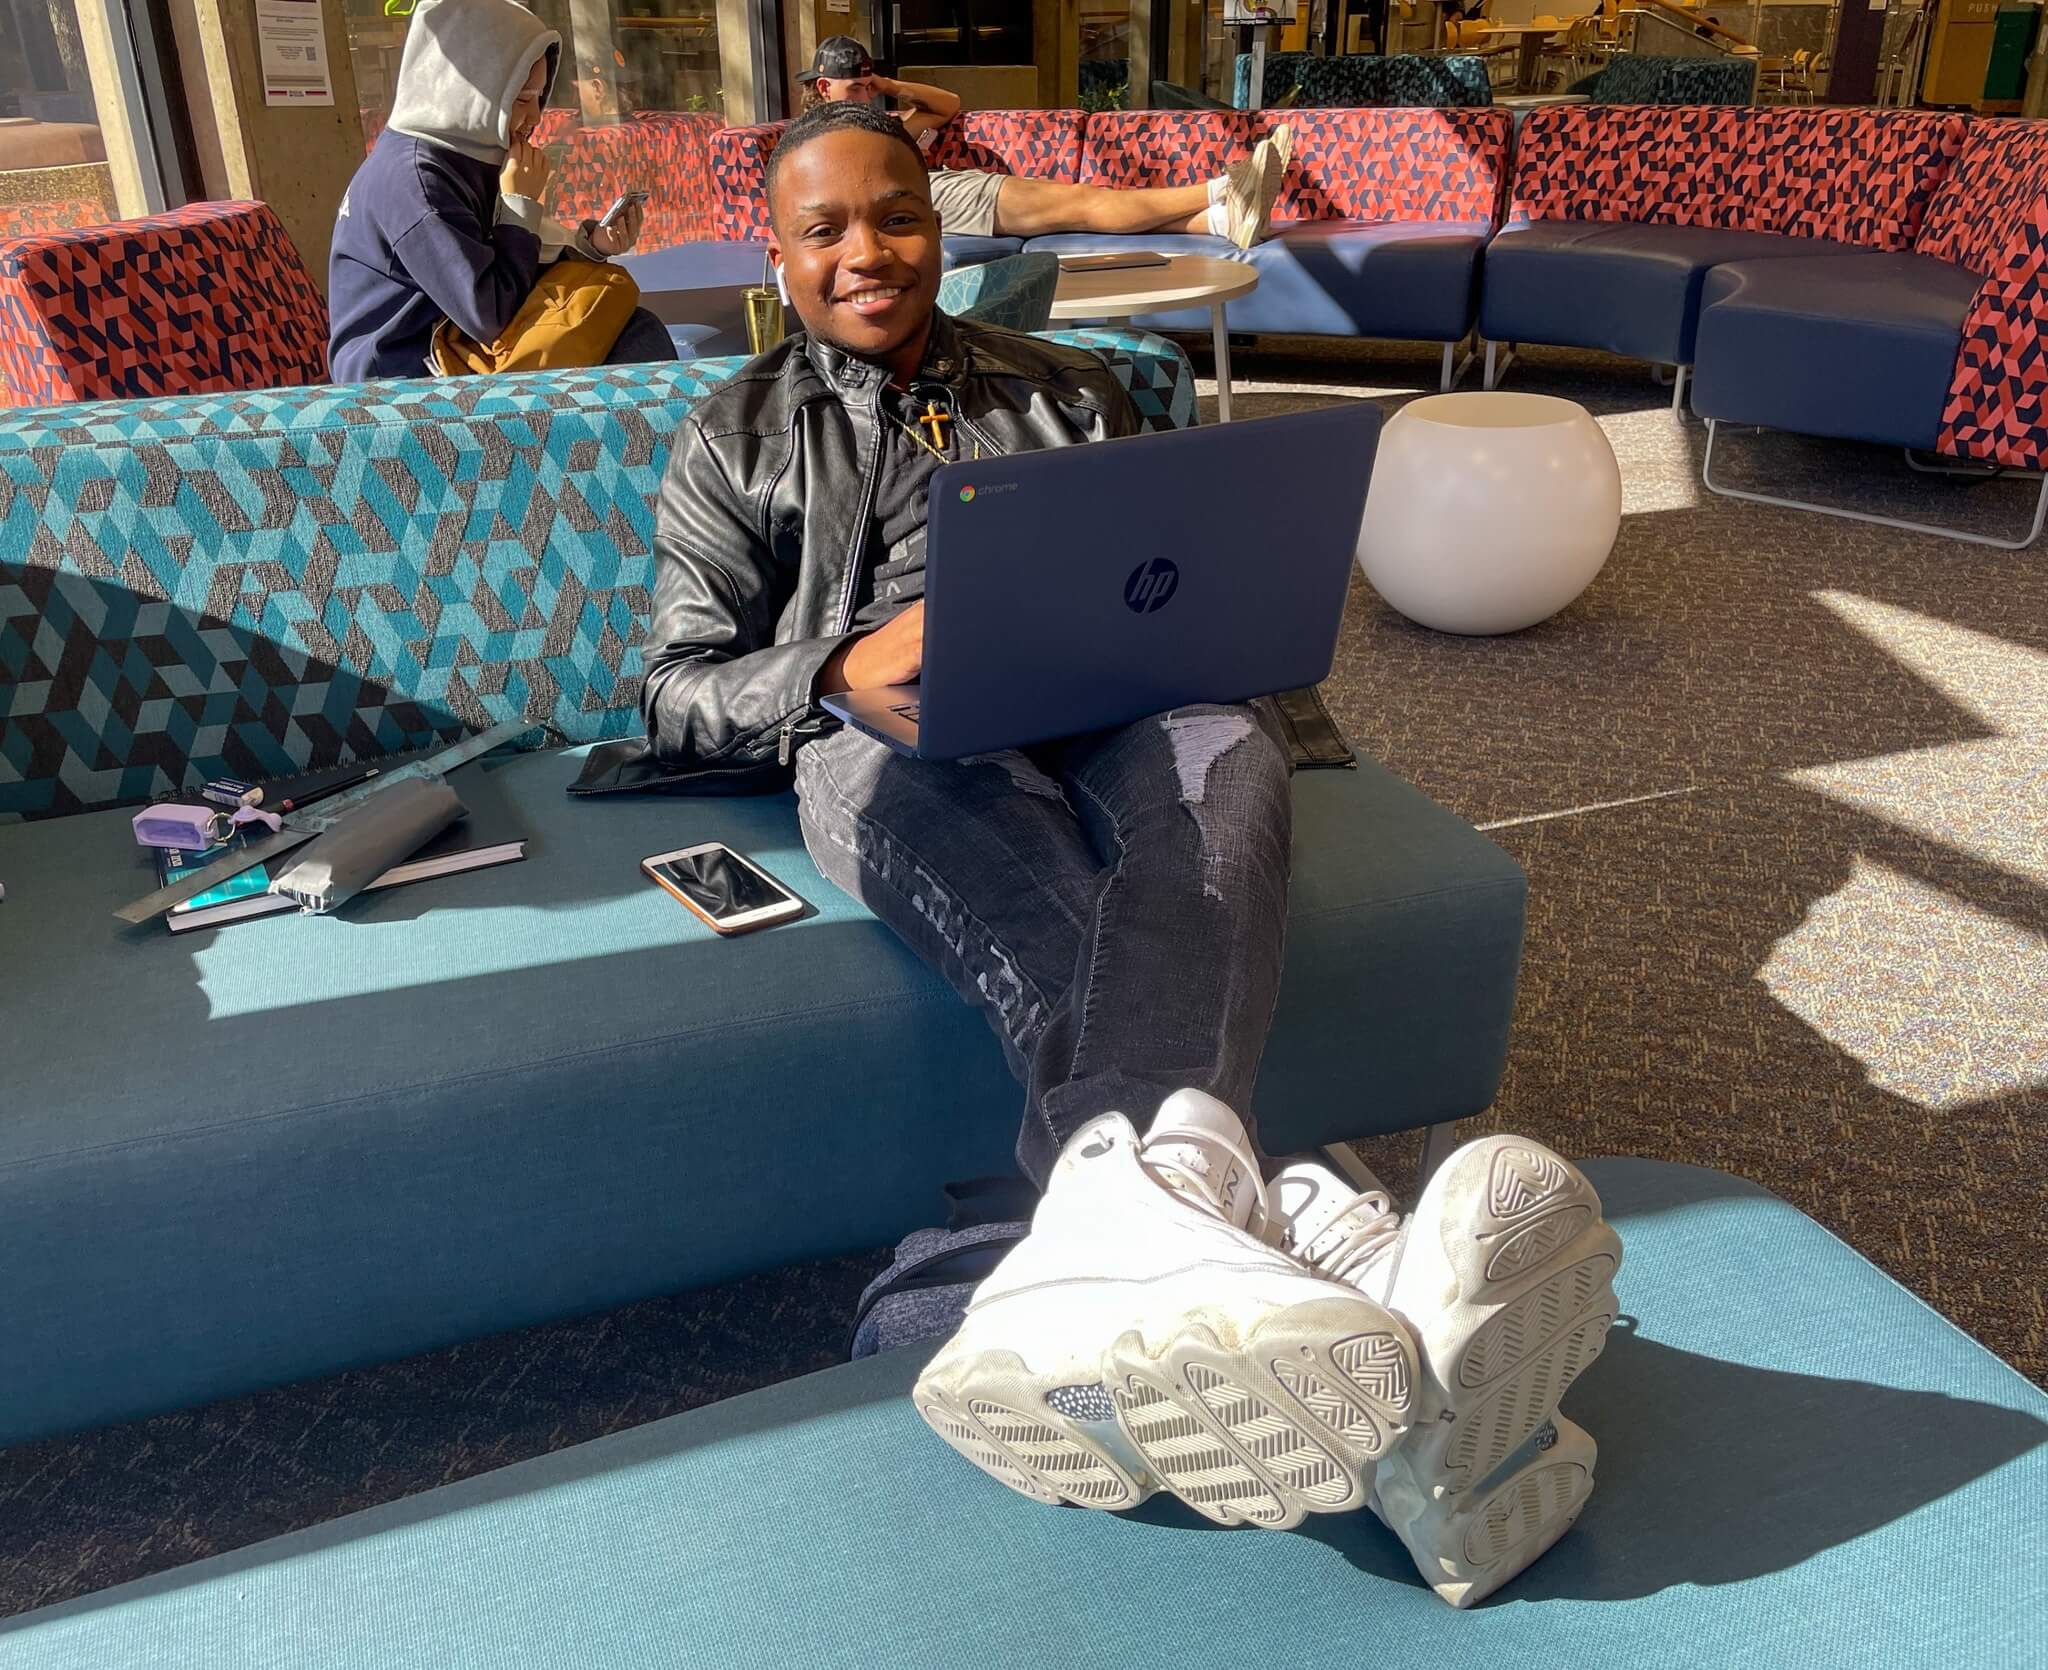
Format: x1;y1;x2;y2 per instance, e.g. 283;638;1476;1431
1790;593;2046;887
1759;857;2048;1109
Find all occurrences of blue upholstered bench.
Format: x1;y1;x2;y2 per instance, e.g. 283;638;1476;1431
7;1161;2042;1663
0;334;1525;1447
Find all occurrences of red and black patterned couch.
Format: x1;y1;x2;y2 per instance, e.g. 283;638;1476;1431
545;111;723;251
707;106;1514;365
1482;106;1968;385
1478;103;2048;537
364;106;723;251
0;200;330;409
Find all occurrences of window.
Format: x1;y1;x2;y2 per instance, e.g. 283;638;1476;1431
341;0;724;135
0;1;120;236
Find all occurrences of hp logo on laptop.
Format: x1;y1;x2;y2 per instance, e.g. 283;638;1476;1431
1124;558;1179;614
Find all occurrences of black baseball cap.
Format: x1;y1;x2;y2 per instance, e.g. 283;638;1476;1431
798;35;875;84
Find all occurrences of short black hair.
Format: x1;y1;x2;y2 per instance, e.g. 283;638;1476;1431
765;99;928;226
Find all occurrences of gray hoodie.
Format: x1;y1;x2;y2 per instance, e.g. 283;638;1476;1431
328;0;596;380
386;0;560;164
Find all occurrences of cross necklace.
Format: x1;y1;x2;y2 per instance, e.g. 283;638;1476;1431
893;384;979;462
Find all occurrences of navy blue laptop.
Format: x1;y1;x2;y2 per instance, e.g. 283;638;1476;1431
821;402;1381;759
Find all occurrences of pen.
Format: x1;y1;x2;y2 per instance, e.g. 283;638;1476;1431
277;766;379;814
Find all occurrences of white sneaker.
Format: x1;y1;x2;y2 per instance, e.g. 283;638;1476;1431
1220;130;1289;249
1374;1415;1599;1610
913;1092;1418;1528
1271;1137;1620;1599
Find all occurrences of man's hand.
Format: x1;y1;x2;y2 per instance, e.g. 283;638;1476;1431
501;136;551;202
820;602;924;693
588;199;643;257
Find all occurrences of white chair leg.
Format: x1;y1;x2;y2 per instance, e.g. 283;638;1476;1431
1702;419;2048;550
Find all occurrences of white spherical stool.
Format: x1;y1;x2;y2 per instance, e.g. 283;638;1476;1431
1358;392;1621;635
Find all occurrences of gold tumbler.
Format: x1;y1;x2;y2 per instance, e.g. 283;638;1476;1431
743;286;786;355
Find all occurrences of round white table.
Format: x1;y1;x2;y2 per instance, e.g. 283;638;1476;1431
1049;255;1262;422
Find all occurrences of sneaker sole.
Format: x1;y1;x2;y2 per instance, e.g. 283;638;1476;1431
916;1293;1416;1529
1389;1140;1622;1497
1381;1418;1597;1609
1106;1293;1415;1529
915;1355;1151;1512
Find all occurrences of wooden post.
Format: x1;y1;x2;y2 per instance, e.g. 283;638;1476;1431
165;0;368;291
71;0;156;216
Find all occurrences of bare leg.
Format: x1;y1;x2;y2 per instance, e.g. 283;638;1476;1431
991;176;1215;237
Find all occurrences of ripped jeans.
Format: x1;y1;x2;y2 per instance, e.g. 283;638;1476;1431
793;704;1293;1188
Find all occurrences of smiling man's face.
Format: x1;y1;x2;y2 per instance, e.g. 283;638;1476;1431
767;126;941;384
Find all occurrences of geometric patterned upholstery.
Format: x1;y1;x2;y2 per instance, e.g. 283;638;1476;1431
934;252;1060;331
1581;54;1758;104
0;330;1197;818
1916;116;2048;277
712;111;1089;241
1076;109;1257;192
1230;51;1494;110
1509;106;1966;250
360;103;579;153
928;108;1090;181
1256;107;1508;226
712;122;785;241
714;107;1509;240
548;111;723;251
0;177;119;243
361;107;720;252
0;200;331;409
1079;107;1509;227
1925;119;2048;467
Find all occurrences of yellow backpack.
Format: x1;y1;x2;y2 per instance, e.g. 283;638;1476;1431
430;259;641;376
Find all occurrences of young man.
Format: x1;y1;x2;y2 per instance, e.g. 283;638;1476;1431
799;35;1289;248
639;99;1621;1608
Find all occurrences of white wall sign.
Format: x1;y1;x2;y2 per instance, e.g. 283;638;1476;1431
257;0;336;107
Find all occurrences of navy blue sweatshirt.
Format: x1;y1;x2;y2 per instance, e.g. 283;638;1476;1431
328;129;544;383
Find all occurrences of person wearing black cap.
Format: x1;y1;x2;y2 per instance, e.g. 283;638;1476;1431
798;35;1287;248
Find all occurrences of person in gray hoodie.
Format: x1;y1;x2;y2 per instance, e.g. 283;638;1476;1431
328;0;675;382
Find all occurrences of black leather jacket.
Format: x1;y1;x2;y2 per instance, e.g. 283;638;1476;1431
624;312;1139;790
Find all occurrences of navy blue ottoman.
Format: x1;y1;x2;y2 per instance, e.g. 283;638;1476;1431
1482;222;1861;366
1691;253;1984;451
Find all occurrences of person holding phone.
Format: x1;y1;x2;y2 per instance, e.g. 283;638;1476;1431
800;36;1289;247
628;100;1618;1605
328;0;676;382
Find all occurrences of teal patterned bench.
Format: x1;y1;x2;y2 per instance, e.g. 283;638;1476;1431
0;329;1196;819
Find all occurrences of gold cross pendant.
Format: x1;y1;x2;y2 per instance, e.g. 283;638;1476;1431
918;402;951;454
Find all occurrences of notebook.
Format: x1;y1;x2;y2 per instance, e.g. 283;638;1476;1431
1055;251;1171;273
152;761;526;933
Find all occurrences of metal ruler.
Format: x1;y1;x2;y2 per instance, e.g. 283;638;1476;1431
116;720;538;925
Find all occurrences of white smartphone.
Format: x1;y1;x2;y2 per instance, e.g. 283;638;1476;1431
598;189;648;230
642;842;804;935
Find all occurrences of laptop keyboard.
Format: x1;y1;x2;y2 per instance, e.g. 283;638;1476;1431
890;701;921;722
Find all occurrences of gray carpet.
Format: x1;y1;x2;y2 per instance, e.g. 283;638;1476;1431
2;340;2042;1618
